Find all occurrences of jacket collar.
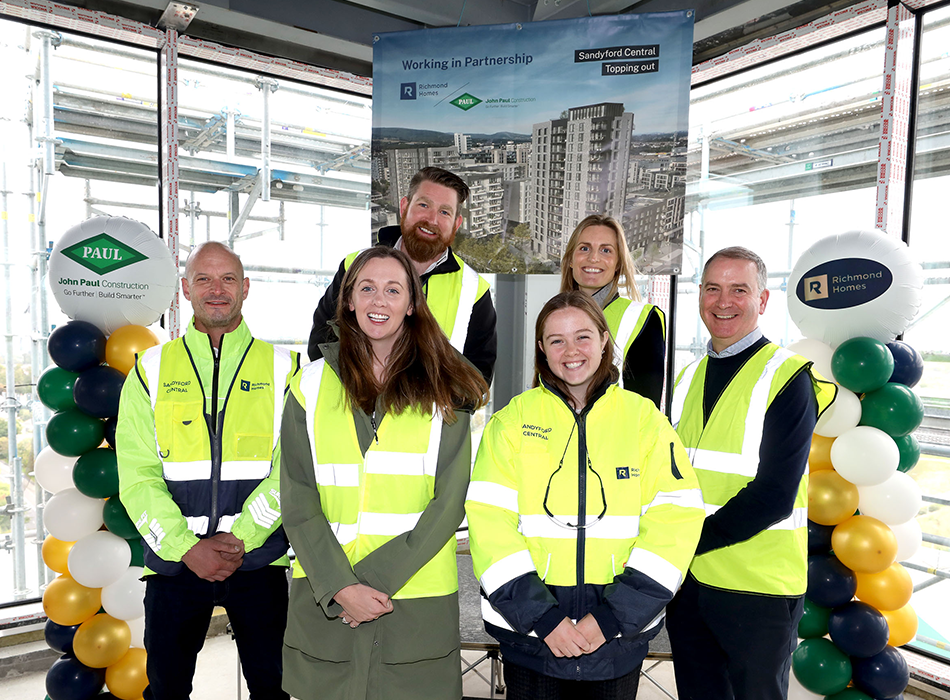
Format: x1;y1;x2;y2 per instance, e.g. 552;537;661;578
183;317;252;357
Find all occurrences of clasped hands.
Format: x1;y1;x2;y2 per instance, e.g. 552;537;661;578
181;533;245;582
335;583;393;629
544;614;607;658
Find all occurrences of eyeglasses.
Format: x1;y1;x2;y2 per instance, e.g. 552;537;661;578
542;423;608;530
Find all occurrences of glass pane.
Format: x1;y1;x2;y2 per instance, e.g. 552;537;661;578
679;27;886;374
905;3;950;663
175;58;372;354
0;21;159;605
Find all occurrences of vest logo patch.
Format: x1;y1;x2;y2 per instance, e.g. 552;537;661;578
241;380;250;391
616;466;639;479
522;423;551;440
163;380;190;393
239;380;270;392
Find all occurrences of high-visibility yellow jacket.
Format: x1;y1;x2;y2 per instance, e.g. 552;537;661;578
466;379;704;680
117;319;299;575
671;343;836;595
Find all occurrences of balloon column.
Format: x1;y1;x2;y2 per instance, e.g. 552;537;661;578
37;217;175;700
787;230;925;700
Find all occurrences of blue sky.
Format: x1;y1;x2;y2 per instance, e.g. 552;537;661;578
373;12;694;136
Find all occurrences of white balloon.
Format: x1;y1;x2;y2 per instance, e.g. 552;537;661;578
788;664;824;700
45;488;104;541
127;614;145;649
34;446;79;494
101;566;146;620
858;472;922;525
67;531;132;588
787;229;923;346
890;518;923;562
830;425;899;486
814;387;861;437
787;338;836;381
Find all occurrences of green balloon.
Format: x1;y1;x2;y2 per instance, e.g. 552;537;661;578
103;495;140;539
895;433;921;473
45;409;105;457
831;337;894;394
72;447;119;498
859;382;924;437
799;598;831;638
826;689;874;700
128;537;145;567
36;366;80;412
792;638;852;696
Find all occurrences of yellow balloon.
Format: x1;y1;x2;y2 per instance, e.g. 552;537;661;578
74;613;132;668
809;434;836;472
831;515;898;573
808;470;859;526
882;603;918;646
106;647;149;700
105;325;160;375
42;536;75;574
855;562;913;611
43;574;102;626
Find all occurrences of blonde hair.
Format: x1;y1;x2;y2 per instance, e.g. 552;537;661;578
560;215;640;303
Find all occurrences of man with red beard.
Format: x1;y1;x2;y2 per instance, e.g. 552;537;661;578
308;166;497;384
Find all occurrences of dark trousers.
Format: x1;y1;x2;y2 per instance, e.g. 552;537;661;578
143;565;290;700
666;575;803;700
503;660;642;700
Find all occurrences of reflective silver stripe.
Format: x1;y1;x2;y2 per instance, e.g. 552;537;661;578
216;514;238;533
299;359;326;488
480;549;536;597
247;492;280;529
357;511;424;536
271;346;294;449
612;301;648;373
315;463;359;488
424;407;444;478
481;598;539;637
670;359;701;428
519;513;640;540
220;461;271;481
140;345;164;412
185;515;209;535
691;447;758;479
704;503;808;531
640;487;705;514
467;481;519;512
626;547;684;594
163;460;212;481
330;521;358;546
449;263;480;352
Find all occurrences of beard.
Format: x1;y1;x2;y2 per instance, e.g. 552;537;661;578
401;220;456;264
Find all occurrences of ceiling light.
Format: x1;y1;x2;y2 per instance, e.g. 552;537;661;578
158;3;198;31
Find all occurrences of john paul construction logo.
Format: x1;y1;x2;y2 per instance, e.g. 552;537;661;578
61;233;148;275
450;93;482;111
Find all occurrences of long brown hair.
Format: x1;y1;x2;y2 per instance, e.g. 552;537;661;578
559;214;641;303
336;247;487;422
533;291;619;406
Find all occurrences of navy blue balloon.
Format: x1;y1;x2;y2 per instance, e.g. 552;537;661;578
809;519;836;555
45;654;106;700
887;341;924;389
807;554;857;608
44;619;80;655
48;321;106;373
852;646;909;699
73;365;126;418
828;601;889;658
103;416;118;449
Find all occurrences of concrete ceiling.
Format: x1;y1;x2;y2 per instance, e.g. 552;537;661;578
57;0;867;78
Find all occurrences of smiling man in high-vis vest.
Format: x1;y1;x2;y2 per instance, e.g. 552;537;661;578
307;166;496;385
666;246;835;700
117;241;299;700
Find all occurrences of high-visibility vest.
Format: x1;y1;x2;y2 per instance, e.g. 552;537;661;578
671;344;834;595
603;298;664;374
467;382;704;635
139;335;293;573
289;359;458;599
343;249;486;352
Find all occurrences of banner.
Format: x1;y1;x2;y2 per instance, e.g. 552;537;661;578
372;11;693;275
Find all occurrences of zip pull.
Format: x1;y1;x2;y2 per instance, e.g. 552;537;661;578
370;412;379;444
670;442;683;480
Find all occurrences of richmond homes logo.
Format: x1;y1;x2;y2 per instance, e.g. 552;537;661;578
450;93;482;111
61;233;149;275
